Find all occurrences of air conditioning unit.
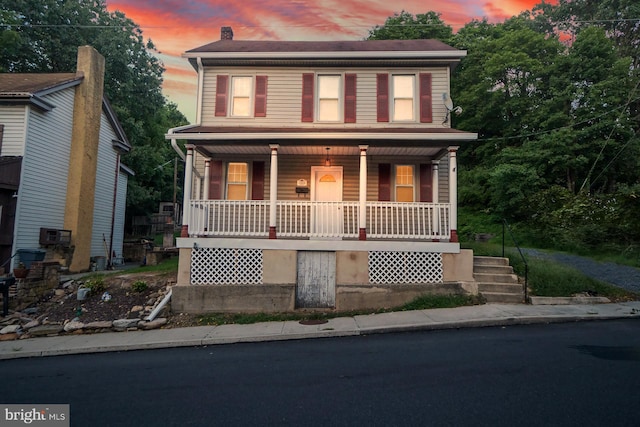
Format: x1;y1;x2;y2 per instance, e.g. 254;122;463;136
39;228;72;247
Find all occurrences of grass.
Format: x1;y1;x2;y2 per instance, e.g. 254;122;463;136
196;294;482;326
119;256;179;274
463;241;640;301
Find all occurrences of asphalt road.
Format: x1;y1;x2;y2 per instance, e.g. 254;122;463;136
2;320;639;426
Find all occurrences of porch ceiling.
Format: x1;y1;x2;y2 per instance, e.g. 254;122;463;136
195;144;445;157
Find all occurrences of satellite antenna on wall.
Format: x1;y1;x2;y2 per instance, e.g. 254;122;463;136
442;93;463;125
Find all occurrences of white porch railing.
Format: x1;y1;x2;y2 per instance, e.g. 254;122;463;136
189;200;450;240
367;202;450;239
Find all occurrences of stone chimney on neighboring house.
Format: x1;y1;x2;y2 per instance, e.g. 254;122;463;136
221;26;234;40
64;45;105;272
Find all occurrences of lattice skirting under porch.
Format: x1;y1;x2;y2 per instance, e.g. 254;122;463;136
368;251;443;284
190;248;263;285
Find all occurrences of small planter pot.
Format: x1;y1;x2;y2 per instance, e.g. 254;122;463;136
13;268;29;279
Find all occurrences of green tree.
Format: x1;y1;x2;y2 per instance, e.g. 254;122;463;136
0;0;188;229
366;11;453;43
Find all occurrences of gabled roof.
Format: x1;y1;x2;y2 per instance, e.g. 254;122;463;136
0;73;82;111
184;39;466;68
187;39;460;54
0;72;130;150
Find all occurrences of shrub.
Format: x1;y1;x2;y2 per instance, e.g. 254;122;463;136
132;280;148;293
83;277;105;293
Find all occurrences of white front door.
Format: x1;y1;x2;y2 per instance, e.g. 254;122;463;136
311;166;343;237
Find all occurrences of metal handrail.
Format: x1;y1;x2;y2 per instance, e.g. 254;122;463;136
502;219;529;303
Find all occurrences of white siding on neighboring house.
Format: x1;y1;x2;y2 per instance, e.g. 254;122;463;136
90;113;120;258
112;168;128;260
13;89;75;252
200;67;451;128
0;106;28;156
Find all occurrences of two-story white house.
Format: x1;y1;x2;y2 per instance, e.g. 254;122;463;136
167;27;480;314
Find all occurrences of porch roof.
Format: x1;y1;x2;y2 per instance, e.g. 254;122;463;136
169;126;476;141
168;126;476;157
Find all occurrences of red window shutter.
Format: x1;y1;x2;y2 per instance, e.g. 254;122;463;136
378;163;391;201
344;74;357;123
301;73;314;122
419;73;433;123
0;124;3;151
419;164;433;202
209;161;223;199
251;161;265;200
254;76;268;117
376;74;389;122
215;75;228;117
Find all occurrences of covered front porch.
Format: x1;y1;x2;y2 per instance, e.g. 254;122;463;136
178;139;463;243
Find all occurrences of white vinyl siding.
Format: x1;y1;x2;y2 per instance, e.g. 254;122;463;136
12;89;75;251
0;106;28;156
200;67;450;128
90;113;120;258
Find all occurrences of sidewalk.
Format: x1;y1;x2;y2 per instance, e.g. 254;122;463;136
1;301;639;360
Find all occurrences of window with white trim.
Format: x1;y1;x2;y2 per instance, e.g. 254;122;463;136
317;75;341;122
395;165;415;202
392;75;415;121
226;162;248;200
230;76;253;117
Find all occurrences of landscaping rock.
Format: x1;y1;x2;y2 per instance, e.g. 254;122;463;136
139;318;167;330
23;320;40;330
63;321;85;332
29;324;64;337
85;321;113;329
0;324;21;334
0;333;18;341
113;318;139;330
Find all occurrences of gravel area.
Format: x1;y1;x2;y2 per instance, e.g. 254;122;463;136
522;249;640;293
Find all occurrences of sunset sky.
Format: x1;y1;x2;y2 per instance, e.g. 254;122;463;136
104;0;547;121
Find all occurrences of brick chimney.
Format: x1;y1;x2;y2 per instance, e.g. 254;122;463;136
221;26;233;40
64;46;104;272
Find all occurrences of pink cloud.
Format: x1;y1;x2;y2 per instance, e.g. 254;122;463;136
104;0;552;121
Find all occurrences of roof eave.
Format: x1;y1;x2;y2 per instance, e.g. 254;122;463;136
166;131;478;141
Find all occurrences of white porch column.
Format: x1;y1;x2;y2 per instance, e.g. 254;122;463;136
269;144;279;239
203;159;211;200
181;144;195;237
432;160;440;239
448;147;459;242
358;145;368;240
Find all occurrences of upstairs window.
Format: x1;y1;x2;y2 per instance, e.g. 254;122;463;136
231;76;252;117
392;75;415;121
302;74;357;123
317;75;341;122
227;162;248;200
215;75;268;118
377;73;432;123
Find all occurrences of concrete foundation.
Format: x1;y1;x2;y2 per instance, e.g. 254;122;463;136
172;284;296;314
171;247;477;314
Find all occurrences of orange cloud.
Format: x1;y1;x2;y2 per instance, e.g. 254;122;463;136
104;0;555;121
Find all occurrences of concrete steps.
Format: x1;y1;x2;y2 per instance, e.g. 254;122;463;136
474;256;524;304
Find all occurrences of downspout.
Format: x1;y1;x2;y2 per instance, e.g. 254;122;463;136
169;56;204;161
